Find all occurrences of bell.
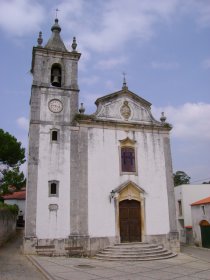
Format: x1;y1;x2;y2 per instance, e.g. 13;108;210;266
51;67;61;87
52;75;60;87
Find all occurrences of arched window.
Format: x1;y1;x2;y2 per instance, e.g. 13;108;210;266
51;64;61;87
121;147;136;172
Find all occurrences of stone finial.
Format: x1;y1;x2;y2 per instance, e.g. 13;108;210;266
51;18;61;33
79;103;85;114
160;112;167;123
37;31;43;47
72;37;77;52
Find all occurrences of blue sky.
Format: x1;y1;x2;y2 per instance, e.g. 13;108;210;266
0;0;209;183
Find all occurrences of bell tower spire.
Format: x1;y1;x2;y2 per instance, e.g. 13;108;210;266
44;18;67;52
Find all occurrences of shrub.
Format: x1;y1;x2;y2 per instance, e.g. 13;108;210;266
0;202;19;216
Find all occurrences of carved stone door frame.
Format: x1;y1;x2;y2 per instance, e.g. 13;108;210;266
112;181;145;242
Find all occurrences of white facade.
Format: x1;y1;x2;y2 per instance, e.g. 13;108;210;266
88;127;170;237
24;19;179;255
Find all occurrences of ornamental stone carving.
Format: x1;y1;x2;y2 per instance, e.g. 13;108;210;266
120;101;131;120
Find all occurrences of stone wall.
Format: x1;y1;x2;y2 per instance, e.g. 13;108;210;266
0;209;17;247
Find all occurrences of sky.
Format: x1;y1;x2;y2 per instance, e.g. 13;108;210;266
0;0;209;184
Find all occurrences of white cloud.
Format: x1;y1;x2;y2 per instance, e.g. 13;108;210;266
191;0;210;28
151;61;179;70
57;0;180;53
153;102;210;181
96;57;127;70
16;117;28;130
104;80;117;91
0;0;45;37
152;103;210;140
202;58;210;69
0;0;209;46
80;75;100;86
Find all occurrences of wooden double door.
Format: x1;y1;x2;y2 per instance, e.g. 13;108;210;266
119;200;141;242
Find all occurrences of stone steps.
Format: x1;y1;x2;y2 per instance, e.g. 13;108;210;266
94;242;177;261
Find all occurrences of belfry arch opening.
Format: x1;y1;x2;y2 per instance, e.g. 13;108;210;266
51;64;61;87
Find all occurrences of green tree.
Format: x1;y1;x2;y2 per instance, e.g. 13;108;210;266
0;129;25;167
0;167;26;194
173;171;190;187
0;129;26;194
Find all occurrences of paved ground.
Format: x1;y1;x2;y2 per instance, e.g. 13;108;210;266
181;245;210;263
0;229;45;280
29;252;210;280
1;229;210;280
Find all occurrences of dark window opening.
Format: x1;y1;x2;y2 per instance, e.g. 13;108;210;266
50;183;57;195
52;130;58;141
201;205;206;215
121;147;136;172
178;200;182;216
51;64;61;87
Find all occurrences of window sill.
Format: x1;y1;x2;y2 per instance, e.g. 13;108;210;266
120;171;138;176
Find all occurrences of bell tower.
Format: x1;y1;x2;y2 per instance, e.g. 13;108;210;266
25;18;81;242
30;18;81;122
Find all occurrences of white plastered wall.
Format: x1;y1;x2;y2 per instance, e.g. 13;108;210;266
88;126;170;237
36;124;70;239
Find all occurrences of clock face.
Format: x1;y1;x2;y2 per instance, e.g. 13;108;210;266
48;99;63;113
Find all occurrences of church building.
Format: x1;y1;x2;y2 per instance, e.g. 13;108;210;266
24;19;179;256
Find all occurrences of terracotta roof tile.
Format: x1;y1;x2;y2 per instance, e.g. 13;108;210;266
2;191;26;200
191;196;210;206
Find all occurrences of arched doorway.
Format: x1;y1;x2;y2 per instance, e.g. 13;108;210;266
200;220;210;248
119;200;141;242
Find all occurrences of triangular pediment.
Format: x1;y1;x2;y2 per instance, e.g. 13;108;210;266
94;87;160;125
95;88;151;107
119;137;136;146
113;180;146;194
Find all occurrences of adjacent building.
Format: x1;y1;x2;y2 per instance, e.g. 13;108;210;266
191;197;210;248
174;184;210;244
2;190;26;227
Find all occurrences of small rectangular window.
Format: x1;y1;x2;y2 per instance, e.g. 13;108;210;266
48;181;59;197
178;200;182;216
50;183;57;194
201;205;205;215
52;130;58;141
